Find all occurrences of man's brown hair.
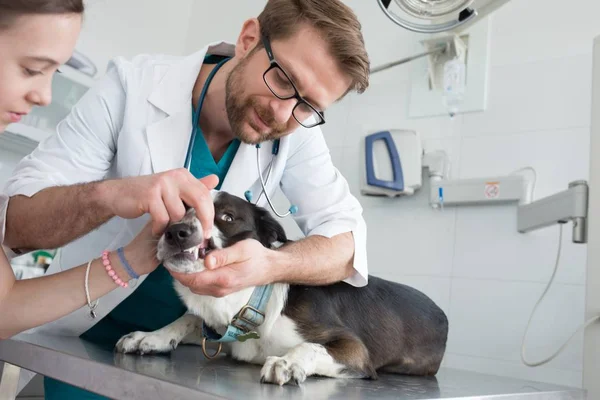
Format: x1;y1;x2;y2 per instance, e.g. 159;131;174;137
257;0;370;95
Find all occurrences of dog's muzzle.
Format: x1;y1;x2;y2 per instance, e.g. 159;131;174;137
164;222;215;262
158;220;218;273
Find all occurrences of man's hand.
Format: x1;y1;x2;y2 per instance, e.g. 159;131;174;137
99;169;219;237
169;239;278;297
169;233;357;298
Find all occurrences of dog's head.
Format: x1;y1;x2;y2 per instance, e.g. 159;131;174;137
157;191;288;273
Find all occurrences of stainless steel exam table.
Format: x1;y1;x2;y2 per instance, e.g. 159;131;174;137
0;333;586;399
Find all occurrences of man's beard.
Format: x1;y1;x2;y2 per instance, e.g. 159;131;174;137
225;58;289;145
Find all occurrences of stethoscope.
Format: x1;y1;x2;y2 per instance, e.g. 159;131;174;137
184;56;298;218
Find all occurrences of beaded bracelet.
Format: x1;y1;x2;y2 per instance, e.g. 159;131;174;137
102;250;128;288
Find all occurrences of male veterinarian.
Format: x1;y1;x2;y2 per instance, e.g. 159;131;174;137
2;0;371;397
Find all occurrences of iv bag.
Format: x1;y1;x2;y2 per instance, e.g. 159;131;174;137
442;57;466;117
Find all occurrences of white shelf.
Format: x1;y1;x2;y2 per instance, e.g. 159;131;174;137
0;130;39;155
58;63;95;89
5;122;53;144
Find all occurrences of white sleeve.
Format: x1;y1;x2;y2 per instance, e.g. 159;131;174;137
3;61;127;198
0;193;17;260
280;129;368;287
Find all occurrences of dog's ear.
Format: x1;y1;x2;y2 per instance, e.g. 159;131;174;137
256;209;288;248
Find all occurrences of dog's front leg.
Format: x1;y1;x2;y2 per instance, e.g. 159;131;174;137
260;342;353;386
115;313;202;355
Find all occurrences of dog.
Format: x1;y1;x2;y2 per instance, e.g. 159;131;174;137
115;191;449;385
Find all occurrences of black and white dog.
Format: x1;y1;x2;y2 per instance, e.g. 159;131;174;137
116;191;449;385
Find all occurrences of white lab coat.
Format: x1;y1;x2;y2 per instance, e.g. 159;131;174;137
2;41;368;340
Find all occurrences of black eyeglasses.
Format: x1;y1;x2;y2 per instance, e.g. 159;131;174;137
262;36;325;129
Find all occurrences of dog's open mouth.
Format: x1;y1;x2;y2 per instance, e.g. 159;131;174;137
170;238;217;262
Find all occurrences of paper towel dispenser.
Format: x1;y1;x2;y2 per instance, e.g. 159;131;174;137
361;129;423;197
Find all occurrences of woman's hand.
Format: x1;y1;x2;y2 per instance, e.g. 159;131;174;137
123;221;162;277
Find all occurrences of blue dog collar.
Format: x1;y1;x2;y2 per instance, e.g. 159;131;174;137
201;284;273;358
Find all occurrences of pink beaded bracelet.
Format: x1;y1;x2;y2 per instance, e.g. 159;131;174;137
102;250;128;288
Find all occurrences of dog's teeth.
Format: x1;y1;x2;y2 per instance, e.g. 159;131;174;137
181;247;200;260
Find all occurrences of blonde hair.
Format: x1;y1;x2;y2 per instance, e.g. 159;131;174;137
257;0;370;95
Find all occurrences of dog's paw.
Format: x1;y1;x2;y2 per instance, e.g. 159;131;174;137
115;331;179;355
260;356;307;386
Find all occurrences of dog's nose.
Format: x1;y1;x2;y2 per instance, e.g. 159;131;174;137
165;223;192;246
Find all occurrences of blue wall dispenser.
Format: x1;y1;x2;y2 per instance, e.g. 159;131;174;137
361;129;423;197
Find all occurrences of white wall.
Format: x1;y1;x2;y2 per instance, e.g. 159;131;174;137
183;1;266;53
321;0;595;388
75;0;195;75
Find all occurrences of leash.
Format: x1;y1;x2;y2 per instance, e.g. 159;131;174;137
201;284;273;359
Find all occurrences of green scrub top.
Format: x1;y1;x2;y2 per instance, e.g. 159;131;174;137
44;56;240;399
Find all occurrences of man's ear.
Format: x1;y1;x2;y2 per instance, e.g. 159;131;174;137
235;18;261;59
256;209;288;248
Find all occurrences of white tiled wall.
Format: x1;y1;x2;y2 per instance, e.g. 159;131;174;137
489;0;600;67
321;0;596;388
74;0;195;75
461;55;592;137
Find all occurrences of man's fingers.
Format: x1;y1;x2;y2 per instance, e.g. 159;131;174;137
205;241;248;270
162;186;187;223
148;199;170;236
183;189;214;239
182;173;218;239
197;175;219;234
199;174;219;190
141;220;160;238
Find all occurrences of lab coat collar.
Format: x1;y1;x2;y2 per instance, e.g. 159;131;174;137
145;41;236;175
147;41;236;116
